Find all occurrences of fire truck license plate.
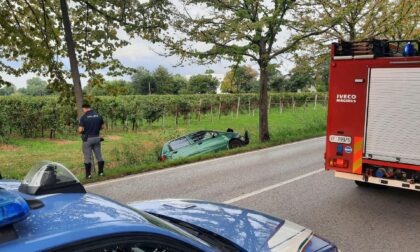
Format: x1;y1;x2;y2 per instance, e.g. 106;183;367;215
329;135;351;144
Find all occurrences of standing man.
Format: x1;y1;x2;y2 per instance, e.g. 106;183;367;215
78;103;105;179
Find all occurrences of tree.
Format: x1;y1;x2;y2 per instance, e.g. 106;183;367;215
221;65;258;93
383;0;420;40
313;57;330;92
0;0;170;117
19;77;51;96
153;65;174;94
286;56;315;92
317;0;419;41
267;64;287;92
131;67;156;95
0;84;15;96
131;66;188;95
299;0;418;95
85;80;133;96
161;1;336;141
188;74;218;94
170;74;188;95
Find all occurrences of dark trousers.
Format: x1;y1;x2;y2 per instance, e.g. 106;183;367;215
82;137;103;164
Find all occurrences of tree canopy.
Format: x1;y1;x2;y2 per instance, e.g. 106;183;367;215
160;0;337;141
19;77;51;96
221;65;258;93
131;66;188;95
316;0;419;41
0;84;15;96
0;0;170;116
187;74;219;94
85;79;133;96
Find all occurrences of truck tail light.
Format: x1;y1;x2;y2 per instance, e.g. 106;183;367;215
329;158;349;168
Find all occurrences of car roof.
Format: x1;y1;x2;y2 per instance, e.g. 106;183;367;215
0;182;212;252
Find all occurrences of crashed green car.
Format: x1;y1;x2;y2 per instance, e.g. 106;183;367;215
160;129;249;161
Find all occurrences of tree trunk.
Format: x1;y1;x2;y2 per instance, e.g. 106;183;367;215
60;0;84;118
258;63;270;142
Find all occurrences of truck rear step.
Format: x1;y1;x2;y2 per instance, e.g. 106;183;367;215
335;171;420;191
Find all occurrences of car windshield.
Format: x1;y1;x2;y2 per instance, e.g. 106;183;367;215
131;209;212;249
169;137;190;151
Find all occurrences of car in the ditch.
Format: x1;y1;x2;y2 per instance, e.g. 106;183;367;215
0;161;338;252
161;129;249;161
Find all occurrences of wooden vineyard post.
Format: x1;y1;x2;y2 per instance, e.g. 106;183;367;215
218;98;222;120
175;105;179;127
248;97;251;116
210;103;214;125
162;108;165;128
292;96;296;112
198;99;202;122
314;94;318;110
279;96;283;113
323;94;327;108
236;96;240;118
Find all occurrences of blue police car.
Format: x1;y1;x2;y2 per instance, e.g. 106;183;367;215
0;161;338;252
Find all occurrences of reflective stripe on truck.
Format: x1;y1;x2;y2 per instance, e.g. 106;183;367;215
335;171;420;191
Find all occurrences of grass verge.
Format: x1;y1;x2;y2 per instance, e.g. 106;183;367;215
0;106;326;183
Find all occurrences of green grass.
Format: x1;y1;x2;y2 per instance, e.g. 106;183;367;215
0;106;327;183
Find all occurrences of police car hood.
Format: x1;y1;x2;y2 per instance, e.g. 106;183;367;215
130;199;321;252
0;180;21;191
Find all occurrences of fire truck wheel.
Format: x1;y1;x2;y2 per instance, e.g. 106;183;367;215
355;180;387;189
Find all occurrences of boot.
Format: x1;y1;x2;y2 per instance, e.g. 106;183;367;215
98;161;104;176
84;163;92;179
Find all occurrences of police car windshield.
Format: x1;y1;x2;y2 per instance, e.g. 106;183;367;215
135;209;211;248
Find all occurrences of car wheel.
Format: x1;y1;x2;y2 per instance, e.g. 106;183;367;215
229;139;243;149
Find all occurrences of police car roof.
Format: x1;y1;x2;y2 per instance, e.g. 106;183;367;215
0;182;159;251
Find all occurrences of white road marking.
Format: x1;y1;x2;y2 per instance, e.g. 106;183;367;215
85;136;324;189
223;168;324;204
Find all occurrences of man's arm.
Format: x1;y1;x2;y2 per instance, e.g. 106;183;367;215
78;116;85;134
100;116;105;130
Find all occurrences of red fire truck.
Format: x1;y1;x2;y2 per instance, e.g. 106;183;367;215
325;39;420;191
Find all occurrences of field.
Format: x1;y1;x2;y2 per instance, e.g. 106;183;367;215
0;104;327;182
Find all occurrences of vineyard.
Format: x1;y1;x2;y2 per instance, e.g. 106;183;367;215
0;93;327;142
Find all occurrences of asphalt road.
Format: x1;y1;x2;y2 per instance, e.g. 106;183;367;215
87;137;420;252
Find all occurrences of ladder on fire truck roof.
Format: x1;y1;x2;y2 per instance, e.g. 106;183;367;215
333;39;420;60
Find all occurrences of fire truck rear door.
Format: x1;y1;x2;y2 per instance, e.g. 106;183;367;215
364;67;420;165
